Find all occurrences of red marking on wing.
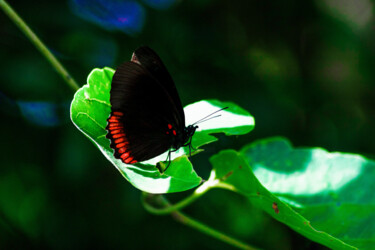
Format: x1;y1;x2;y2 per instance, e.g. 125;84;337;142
172;130;177;136
108;126;122;130
116;142;127;148
109;122;120;127
120;152;129;160
108;126;123;131
118;147;126;154
115;138;125;143
113;111;124;116
107;112;137;165
124;157;134;164
168;124;172;129
108;117;120;122
110;129;122;134
113;133;126;139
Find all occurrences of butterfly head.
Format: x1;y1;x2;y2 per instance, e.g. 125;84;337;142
171;124;198;150
184;125;198;140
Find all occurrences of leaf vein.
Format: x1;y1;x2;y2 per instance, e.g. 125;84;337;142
76;112;106;130
85;97;111;107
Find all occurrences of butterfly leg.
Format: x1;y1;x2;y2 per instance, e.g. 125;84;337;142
183;137;196;157
163;149;175;172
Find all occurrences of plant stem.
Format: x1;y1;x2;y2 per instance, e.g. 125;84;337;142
0;0;80;91
173;211;257;250
144;193;257;250
142;172;219;214
142;170;258;249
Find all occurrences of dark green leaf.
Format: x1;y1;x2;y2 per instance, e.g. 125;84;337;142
70;68;254;193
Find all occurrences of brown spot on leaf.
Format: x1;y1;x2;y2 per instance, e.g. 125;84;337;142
239;165;243;169
272;202;279;214
221;171;233;181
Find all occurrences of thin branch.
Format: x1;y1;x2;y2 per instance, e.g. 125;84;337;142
142;172;219;214
144;193;257;250
142;170;258;249
0;0;80;91
172;211;257;250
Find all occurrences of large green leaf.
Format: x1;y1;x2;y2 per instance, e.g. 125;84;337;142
210;149;357;249
239;137;375;249
70;67;254;193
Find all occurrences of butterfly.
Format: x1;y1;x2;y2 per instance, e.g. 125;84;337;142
106;46;198;166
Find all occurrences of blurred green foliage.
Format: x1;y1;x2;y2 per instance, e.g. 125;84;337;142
1;0;374;248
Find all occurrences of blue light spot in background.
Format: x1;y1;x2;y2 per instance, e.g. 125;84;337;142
141;0;177;10
17;101;64;127
0;92;69;127
70;0;145;35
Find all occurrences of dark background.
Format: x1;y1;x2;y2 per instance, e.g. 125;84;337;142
1;0;374;249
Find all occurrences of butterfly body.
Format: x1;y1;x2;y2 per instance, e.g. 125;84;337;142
173;125;197;149
106;46;196;164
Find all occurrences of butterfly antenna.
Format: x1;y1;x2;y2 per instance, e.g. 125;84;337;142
193;114;222;125
192;107;228;125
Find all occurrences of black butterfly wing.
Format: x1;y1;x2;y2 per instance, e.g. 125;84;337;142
106;61;183;164
132;46;185;131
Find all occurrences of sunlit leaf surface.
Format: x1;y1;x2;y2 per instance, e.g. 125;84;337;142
210;149;358;249
70;68;254;193
239;137;375;248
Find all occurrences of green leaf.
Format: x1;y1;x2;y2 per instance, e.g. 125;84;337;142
70;67;254;193
240;137;375;249
210;149;357;249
